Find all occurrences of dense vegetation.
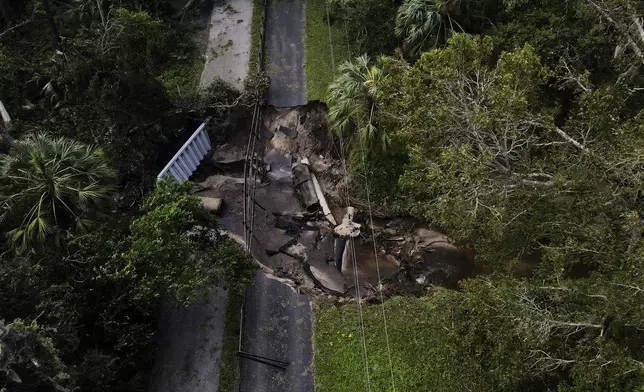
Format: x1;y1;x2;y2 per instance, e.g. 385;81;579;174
0;1;255;390
320;0;644;390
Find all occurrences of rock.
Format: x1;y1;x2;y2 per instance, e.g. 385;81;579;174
258;122;274;140
414;228;455;250
281;242;307;261
298;230;319;248
277;125;297;139
308;154;331;173
199;197;222;213
211;144;244;164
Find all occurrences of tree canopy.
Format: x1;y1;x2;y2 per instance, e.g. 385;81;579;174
324;0;644;389
0;0;256;391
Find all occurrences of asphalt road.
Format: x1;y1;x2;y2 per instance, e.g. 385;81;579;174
265;0;306;107
239;271;314;392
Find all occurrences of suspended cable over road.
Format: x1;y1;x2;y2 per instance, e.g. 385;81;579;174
325;3;372;391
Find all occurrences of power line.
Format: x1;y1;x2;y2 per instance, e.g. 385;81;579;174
325;2;371;391
343;17;397;392
361;149;397;392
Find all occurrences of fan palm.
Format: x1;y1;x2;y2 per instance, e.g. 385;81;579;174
0;134;116;250
327;55;389;151
395;0;465;57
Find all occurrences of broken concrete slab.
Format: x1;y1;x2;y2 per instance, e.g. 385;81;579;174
277;125;297;139
292;163;319;210
413;228;455;250
298;230;319;248
264;149;292;183
311;171;336;226
258;122;275;140
199;197;223;213
308;263;347;295
256;228;297;256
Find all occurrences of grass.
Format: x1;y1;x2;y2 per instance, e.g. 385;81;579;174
249;0;266;75
304;0;351;102
217;289;245;392
314;288;528;392
160;55;205;99
315;296;428;392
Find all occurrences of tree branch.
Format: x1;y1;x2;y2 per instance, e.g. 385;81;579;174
554;127;590;153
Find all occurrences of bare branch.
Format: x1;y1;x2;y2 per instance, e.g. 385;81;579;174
554;127;590;153
0;18;32;40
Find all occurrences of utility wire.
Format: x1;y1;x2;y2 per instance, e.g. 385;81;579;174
361;138;397;392
325;2;371;391
344;18;397;392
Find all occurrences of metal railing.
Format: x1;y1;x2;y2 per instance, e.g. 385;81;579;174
156;118;211;183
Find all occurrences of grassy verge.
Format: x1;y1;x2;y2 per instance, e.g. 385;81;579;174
160;55;205;99
248;0;265;75
304;0;351;102
217;289;245;392
314;290;525;392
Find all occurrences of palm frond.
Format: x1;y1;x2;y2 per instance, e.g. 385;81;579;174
0;133;117;249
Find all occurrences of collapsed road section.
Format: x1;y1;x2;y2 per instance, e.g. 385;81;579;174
194;104;475;298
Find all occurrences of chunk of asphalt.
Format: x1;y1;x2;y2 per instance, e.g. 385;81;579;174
261;228;297;256
308;263;347;295
278;125;298;139
258;122;274;140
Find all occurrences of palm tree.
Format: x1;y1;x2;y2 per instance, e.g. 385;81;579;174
0;134;116;250
395;0;465;57
327;55;389;151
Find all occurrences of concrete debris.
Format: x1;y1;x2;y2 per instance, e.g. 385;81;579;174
334;206;361;238
199;197;222;213
308;154;331;173
281;242;307;262
333;237;347;271
260;229;297;256
311;170;336;226
292;163;319;210
263;149;292;183
308;264;347;295
211;143;245;164
278;125;298;139
258;122;274;140
298;230;319;248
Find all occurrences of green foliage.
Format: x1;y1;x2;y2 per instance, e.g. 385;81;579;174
491;0;615;77
0;319;72;392
249;0;265;74
217;289;245;392
0;134;116;250
395;0;461;56
316;273;644;391
394;0;501;57
327;55;390;151
369;35;644;273
0;2;240;203
327;0;400;56
0;1;257;392
121;178;254;304
304;0;351;101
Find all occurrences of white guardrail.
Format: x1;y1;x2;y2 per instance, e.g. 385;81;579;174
157;118;212;183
